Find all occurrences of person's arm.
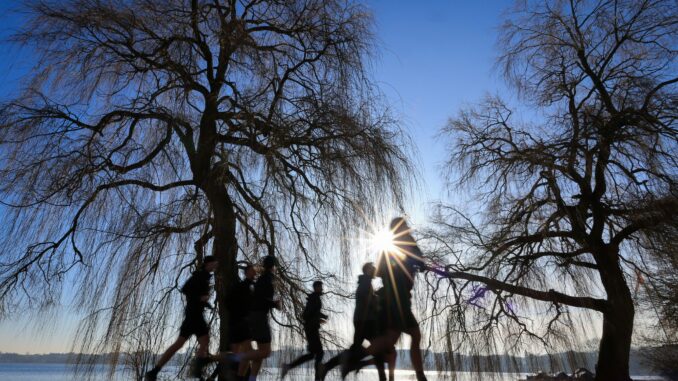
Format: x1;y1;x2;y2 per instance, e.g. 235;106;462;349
181;273;199;299
198;272;213;307
255;274;277;310
265;277;278;309
318;296;328;320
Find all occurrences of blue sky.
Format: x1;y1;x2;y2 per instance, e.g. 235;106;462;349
0;0;510;353
367;0;509;216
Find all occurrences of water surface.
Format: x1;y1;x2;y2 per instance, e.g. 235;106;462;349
0;363;664;381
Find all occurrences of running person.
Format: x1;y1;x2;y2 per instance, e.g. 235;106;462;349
281;280;328;380
144;256;218;381
343;217;427;381
322;262;395;381
224;263;257;381
212;255;280;381
374;287;397;381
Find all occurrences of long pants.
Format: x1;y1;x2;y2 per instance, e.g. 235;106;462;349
322;319;387;381
286;324;324;376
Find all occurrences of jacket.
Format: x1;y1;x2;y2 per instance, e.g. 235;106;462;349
303;291;328;328
353;275;377;322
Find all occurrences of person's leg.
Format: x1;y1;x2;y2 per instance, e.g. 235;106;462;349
190;333;212;378
237;340;253;377
282;325;320;378
225;318;253;379
405;325;423;370
155;336;188;369
365;330;400;356
305;326;324;380
319;351;343;380
145;336;187;379
286;353;315;369
249;342;271;379
213;339;272;364
197;334;210;358
238;311;272;363
373;354;387;381
387;348;396;381
313;349;324;381
189;312;214;377
356;323;385;379
341;329;399;378
404;325;426;381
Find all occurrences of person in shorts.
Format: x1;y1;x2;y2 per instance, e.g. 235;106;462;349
145;256;218;381
213;255;280;381
228;263;256;380
322;262;395;381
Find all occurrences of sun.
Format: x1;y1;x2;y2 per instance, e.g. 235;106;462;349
370;226;399;256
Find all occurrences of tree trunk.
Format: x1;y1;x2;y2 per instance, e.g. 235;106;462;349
206;181;238;381
595;246;635;381
597;306;634;381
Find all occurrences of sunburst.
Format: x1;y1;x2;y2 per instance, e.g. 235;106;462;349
369;226;398;256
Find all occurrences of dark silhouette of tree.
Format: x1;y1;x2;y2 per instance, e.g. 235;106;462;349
426;1;677;380
0;0;411;377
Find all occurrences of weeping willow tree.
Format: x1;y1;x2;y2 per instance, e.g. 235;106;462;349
423;1;677;380
0;0;412;378
638;218;678;380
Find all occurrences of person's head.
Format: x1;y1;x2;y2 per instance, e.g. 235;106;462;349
362;262;376;278
262;255;277;273
390;216;410;234
203;256;218;272
243;263;256;280
313;280;323;294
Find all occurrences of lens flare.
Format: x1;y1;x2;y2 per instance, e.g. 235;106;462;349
370;227;402;257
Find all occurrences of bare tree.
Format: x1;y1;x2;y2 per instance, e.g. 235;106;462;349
0;0;412;378
426;1;677;380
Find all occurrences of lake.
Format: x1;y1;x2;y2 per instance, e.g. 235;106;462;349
0;364;665;380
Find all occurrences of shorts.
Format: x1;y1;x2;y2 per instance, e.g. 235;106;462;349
385;304;418;332
353;319;379;345
179;312;209;338
304;324;323;354
229;317;252;345
248;310;271;344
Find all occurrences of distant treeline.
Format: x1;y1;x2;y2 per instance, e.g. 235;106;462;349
0;348;660;375
0;352;115;364
275;347;660;375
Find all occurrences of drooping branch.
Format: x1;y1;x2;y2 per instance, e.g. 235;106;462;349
429;266;608;312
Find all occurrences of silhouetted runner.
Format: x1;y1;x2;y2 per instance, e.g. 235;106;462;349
211;255;280;381
144;256;218;381
372;287;397;381
207;263;256;381
321;262;395;381
343;217;427;381
281;280;328;380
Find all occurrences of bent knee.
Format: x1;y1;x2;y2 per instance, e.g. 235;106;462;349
261;347;272;357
